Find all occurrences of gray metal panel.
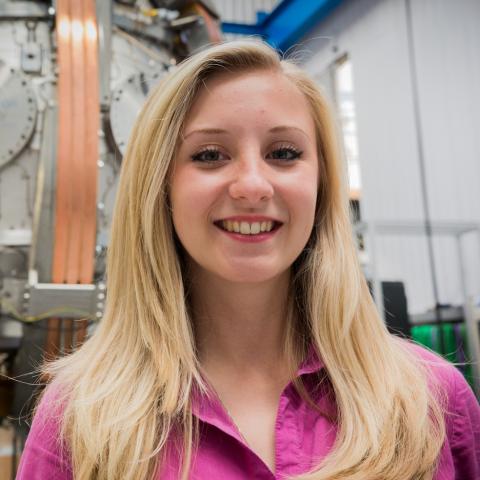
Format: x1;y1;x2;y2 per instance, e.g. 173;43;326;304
0;71;37;169
298;0;480;313
0;1;48;19
30;104;56;282
409;0;480;224
97;0;113;109
26;283;102;319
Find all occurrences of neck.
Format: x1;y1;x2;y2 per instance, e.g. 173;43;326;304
189;267;292;374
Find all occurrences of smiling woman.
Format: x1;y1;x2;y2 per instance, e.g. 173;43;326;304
17;40;479;480
171;69;318;285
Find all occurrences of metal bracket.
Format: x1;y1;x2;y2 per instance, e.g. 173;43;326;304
24;282;106;320
21;42;42;74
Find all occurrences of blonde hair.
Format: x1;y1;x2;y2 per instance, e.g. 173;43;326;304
42;39;446;479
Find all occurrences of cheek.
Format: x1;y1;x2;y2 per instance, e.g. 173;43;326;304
283;169;319;226
170;168;221;237
170;170;195;238
295;186;318;237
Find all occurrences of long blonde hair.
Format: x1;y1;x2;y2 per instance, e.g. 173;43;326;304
42;39;446;479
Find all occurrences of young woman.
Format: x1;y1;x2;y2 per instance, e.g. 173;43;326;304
18;40;479;480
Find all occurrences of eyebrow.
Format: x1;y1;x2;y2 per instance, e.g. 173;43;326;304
182;125;310;141
182;128;229;140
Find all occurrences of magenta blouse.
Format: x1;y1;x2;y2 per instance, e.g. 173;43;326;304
17;343;479;479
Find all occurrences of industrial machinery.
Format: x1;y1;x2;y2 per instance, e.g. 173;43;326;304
0;0;221;457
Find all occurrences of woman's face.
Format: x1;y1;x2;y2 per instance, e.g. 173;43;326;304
170;69;319;284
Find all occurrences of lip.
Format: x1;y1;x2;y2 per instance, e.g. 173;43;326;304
213;215;283;243
215;215;283;223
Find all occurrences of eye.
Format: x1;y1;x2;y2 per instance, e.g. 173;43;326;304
191;147;228;163
267;145;303;162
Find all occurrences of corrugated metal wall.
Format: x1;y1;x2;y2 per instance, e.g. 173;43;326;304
213;0;280;23
298;0;480;314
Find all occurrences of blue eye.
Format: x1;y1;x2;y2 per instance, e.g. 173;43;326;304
267;147;303;161
191;147;226;163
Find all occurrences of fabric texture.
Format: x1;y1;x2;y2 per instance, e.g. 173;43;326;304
17;342;480;479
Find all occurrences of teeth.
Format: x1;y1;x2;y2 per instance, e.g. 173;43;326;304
220;220;276;235
240;221;250;234
250;222;260;234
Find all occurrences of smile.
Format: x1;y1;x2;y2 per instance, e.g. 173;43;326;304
214;218;283;237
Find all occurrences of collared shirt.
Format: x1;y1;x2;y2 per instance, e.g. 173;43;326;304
17;344;480;479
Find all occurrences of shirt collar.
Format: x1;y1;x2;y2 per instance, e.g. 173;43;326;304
297;344;324;376
191;345;324;442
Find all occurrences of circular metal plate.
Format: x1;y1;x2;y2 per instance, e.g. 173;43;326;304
0;69;37;168
109;70;165;157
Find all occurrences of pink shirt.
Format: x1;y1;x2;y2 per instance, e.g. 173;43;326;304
17;344;480;479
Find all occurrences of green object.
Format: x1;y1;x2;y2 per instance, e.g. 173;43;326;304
411;322;473;388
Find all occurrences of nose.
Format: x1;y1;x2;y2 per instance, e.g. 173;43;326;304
228;158;274;204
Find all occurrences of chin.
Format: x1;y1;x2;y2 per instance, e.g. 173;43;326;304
219;263;289;285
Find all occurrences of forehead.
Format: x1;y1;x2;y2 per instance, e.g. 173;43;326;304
184;69;316;137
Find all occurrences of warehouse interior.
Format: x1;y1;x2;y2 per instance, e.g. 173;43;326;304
0;0;479;477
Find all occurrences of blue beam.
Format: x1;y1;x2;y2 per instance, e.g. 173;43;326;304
221;22;262;36
263;0;342;51
221;0;343;52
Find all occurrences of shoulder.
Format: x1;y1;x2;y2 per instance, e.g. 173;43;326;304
401;339;477;414
399;339;470;395
16;382;73;480
400;339;480;478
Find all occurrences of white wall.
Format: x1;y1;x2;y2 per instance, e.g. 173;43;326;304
298;0;480;314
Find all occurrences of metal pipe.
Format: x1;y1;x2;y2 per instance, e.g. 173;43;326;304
405;0;445;354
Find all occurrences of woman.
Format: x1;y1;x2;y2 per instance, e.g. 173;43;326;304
18;39;479;479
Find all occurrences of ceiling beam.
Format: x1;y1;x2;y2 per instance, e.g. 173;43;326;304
221;0;343;51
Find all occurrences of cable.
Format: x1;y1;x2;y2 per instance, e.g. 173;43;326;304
0;297;98;324
113;25;169;64
405;0;445;353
